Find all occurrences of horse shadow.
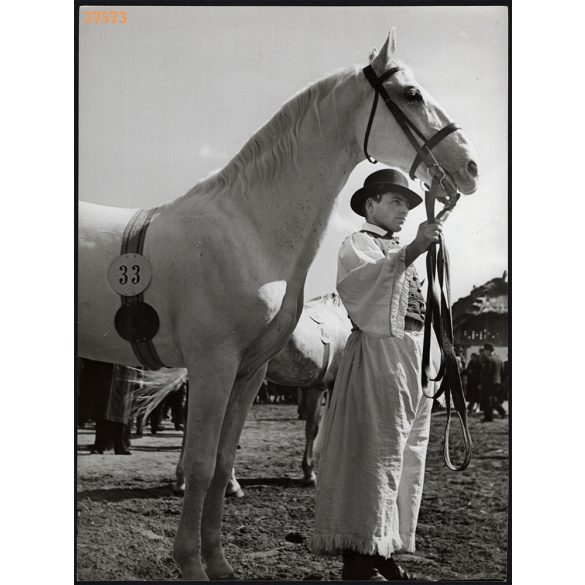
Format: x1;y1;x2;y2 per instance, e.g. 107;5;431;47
130;445;182;452
237;477;311;489
78;483;177;502
78;476;311;503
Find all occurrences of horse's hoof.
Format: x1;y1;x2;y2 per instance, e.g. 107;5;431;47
225;488;245;498
172;484;186;496
301;473;317;487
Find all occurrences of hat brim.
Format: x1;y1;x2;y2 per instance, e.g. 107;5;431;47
350;183;423;217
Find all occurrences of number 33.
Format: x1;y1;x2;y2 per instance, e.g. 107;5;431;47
119;264;141;285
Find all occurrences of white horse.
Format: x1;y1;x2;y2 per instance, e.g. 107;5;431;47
78;31;478;579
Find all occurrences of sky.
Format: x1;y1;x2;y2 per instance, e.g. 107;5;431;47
79;4;508;302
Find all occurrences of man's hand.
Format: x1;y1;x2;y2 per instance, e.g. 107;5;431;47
405;220;442;266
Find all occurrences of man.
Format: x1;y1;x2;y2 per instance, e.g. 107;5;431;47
479;342;506;422
311;168;441;581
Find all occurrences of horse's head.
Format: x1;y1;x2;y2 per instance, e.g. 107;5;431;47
355;29;479;197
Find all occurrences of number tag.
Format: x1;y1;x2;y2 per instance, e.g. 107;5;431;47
108;253;153;297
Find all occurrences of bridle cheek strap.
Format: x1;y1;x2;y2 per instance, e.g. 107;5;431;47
363;66;402;163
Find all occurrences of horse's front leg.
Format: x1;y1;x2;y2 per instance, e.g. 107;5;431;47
301;385;325;486
201;365;267;580
173;356;238;580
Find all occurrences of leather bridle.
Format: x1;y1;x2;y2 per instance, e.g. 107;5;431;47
362;65;460;194
362;64;472;471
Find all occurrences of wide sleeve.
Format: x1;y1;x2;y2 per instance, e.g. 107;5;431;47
336;232;413;338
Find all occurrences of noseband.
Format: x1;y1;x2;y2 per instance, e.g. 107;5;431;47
362;64;472;471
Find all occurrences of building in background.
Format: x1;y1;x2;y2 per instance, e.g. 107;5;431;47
452;272;508;360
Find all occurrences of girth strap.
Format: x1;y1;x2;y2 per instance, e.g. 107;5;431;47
119;208;167;370
314;342;330;386
306;307;331;386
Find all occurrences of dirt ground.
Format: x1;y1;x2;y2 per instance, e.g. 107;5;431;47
76;404;509;581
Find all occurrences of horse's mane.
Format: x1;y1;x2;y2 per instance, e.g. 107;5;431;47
308;291;343;308
184;66;361;198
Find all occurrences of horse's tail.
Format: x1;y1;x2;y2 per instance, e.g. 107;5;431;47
129;367;188;420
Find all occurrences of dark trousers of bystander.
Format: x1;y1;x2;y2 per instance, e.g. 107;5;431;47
480;383;506;421
91;420;132;454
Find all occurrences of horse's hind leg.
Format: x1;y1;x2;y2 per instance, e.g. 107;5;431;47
173;356;238;581
201;365;267;580
301;385;325;486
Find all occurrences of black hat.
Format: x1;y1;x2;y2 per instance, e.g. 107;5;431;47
350;168;423;217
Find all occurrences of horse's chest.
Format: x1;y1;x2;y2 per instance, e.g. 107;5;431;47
256;280;288;324
248;283;301;354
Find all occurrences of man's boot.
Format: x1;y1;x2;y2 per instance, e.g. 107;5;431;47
341;550;387;581
375;554;431;581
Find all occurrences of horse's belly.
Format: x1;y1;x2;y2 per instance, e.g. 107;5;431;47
266;319;324;386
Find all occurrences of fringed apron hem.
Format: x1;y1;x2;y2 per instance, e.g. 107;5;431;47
310;531;405;559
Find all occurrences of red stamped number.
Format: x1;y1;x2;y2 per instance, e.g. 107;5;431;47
81;11;127;24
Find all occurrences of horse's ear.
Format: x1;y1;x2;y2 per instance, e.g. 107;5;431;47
371;28;397;69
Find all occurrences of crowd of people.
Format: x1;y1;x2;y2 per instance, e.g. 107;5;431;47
457;342;509;422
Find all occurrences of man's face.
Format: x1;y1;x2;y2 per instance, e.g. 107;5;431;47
367;192;410;232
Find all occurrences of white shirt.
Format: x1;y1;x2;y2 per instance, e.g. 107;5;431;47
336;222;415;338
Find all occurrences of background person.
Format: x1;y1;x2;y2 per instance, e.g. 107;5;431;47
479;342;506;422
463;352;482;414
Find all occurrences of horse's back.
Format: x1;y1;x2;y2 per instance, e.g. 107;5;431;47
266;299;351;387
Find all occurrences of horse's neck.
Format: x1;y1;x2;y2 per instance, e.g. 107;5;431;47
228;77;362;275
259;105;359;270
169;73;364;281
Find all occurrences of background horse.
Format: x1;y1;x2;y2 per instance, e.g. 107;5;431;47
78;30;478;579
266;292;351;485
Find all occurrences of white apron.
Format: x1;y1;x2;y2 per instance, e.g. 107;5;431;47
311;225;434;557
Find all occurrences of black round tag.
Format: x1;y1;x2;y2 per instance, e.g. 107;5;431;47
114;302;160;343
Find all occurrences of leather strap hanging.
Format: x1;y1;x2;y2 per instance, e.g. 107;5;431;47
421;179;472;471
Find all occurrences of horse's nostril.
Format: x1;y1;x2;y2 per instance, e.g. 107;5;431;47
467;160;478;178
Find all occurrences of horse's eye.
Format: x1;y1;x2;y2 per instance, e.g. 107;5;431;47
405;87;423;102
